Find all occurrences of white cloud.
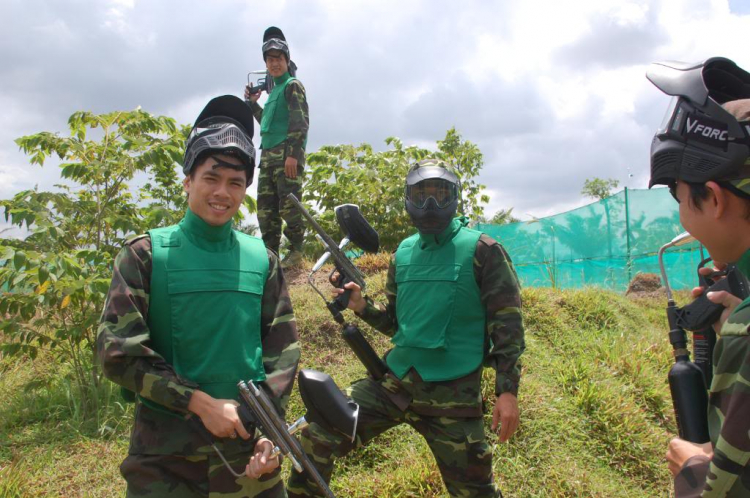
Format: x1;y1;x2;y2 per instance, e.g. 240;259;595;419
0;0;749;230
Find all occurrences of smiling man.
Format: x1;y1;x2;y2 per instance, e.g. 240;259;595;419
245;26;309;268
97;95;300;497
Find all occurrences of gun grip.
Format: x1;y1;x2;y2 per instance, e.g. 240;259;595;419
678;277;731;330
336;288;352;310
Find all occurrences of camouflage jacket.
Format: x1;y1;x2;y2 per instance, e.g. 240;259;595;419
675;248;750;497
96;234;300;456
248;77;309;163
356;232;525;417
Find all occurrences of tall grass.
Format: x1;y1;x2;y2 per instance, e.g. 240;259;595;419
0;261;679;497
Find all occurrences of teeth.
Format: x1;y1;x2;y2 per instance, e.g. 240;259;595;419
209;203;229;211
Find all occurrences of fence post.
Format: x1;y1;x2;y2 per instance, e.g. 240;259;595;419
625;187;632;284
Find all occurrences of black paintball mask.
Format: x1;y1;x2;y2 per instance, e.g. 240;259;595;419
183;95;256;186
405;160;460;235
263;26;290;61
647;57;750;189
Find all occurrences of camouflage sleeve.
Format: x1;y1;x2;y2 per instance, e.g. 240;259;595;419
674;455;710;498
355;252;398;337
476;234;525;396
259;249;300;415
96;237;198;413
696;333;750;497
248;99;263;124
284;79;309;163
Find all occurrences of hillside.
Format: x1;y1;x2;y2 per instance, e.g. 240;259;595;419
0;262;678;497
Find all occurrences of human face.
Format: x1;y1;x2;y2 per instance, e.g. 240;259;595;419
674;181;709;243
183;155;247;226
265;51;288;78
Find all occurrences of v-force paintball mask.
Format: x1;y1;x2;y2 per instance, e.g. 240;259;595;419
647;57;750;189
405;159;460;235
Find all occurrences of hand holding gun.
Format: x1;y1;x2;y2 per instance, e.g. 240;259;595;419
287;194;389;381
191;370;357;498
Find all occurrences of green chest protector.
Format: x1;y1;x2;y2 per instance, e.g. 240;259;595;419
146;209;269;401
260;72;307;150
386;218;486;382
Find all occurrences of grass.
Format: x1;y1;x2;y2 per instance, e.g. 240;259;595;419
0;258;681;497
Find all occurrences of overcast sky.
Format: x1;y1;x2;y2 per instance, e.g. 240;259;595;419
1;0;749;230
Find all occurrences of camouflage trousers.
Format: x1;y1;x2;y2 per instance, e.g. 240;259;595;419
257;144;305;255
120;452;286;498
286;377;501;498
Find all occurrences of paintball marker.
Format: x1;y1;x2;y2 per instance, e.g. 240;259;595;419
658;232;749;442
287;194;389;381
246;70;273;97
245;61;298;98
193;369;358;498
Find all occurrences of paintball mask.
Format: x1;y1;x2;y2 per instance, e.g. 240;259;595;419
405;159;459;235
183;95;256;185
647;57;750;189
262;26;290;62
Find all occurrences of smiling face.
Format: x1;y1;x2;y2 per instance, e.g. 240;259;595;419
183;154;248;226
265;50;288;78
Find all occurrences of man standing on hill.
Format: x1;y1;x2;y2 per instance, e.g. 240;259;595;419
646;57;750;497
245;26;309;268
97;95;300;497
287;159;525;498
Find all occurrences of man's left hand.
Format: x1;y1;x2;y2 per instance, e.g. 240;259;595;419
246;438;280;479
666;438;713;476
491;392;519;442
284;157;298;179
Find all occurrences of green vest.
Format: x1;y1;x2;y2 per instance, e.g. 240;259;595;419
260;72;302;150
386;217;486;381
146;209;269;401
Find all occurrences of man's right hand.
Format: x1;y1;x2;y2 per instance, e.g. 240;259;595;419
691;264;743;333
244;85;261;103
332;281;366;314
187;390;252;440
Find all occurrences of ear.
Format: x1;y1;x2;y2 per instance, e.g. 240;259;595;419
183;175;191;194
704;181;726;218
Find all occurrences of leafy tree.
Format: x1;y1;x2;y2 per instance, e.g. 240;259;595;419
581;177;620;200
0;109;255;417
303;128;488;252
489;208;520;225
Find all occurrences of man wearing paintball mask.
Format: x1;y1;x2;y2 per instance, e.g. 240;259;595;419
97;95;299;497
646;57;750;497
287;159;525;498
245;26;309;269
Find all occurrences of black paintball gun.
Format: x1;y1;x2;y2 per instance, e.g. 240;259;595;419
658;232;749;443
287;193;389;381
245;61;298;99
192;369;357;498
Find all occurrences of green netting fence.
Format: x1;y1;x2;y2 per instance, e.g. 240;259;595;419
476;187;704;291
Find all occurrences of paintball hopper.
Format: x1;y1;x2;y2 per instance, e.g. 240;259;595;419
334;204;380;254
298;369;359;442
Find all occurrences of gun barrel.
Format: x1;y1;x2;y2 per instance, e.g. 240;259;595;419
237;380;337;498
287;194;366;289
238;381;302;472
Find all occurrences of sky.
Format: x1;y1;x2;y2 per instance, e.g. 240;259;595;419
1;0;749;232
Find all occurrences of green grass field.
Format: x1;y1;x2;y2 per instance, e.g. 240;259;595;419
0;262;681;497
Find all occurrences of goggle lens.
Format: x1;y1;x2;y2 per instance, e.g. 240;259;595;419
407;180;457;208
